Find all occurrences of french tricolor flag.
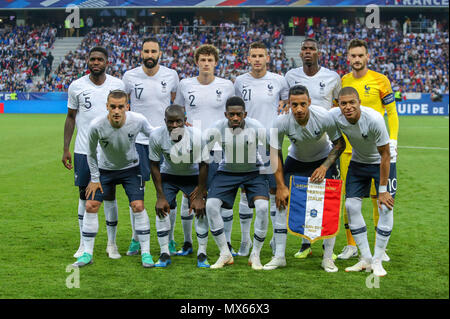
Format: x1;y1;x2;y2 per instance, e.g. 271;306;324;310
287;176;342;243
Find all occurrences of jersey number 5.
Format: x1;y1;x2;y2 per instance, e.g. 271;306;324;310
84;96;92;109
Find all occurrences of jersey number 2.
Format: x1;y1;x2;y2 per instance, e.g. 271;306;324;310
189;94;196;107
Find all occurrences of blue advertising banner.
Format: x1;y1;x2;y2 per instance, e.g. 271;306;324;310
396;93;449;116
0;92;68;101
0;92;447;115
0;0;447;9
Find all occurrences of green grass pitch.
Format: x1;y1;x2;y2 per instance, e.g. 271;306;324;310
0;114;448;299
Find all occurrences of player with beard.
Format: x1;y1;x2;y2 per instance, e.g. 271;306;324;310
284;38;341;259
338;39;398;262
63;47;125;260
122;38;180;257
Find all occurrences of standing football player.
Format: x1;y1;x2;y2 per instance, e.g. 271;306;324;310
234;42;289;257
338;39;398;262
62;47;125;260
174;44;235;267
122;38;180;257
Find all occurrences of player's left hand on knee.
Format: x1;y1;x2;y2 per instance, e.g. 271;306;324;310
155;198;170;218
85;182;103;200
190;197;206;216
378;192;394;210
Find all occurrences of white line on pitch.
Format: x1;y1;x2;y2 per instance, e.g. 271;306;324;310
399;146;449;150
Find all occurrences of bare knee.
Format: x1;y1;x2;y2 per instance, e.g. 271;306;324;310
130;200;145;212
86;200;101;213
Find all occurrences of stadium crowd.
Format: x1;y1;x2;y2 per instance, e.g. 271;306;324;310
0;24;57;92
310;16;449;94
1;17;448;94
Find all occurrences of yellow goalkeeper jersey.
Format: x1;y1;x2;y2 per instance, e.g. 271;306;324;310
341;69;399;153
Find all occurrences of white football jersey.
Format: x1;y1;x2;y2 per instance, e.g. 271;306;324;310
87;112;154;182
329;106;390;164
67;74;125;155
285;67;341;110
206;118;268;173
149;126;208;176
234;72;289;128
122;65;179;144
272;105;342;162
174;77;234;130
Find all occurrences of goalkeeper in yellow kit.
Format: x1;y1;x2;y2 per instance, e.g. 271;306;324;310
337;39;398;261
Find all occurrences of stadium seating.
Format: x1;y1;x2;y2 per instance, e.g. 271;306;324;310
313;17;449;94
2;17;448;94
0;24;57;92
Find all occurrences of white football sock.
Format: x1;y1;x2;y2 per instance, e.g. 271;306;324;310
104;200;118;244
252;199;269;256
274;207;287;258
323;237;336;259
373;204;394;260
239;193;253;244
78;199;86;244
134;209;151;254
169;207;177;242
346;197;372;259
221;208;234;244
195;215;209;256
180;196;193;244
206;198;229;255
129;206;138;241
269;194;276;246
156;214;171;255
82;212;98;255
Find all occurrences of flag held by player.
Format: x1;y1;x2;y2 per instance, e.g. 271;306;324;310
287;176;342;243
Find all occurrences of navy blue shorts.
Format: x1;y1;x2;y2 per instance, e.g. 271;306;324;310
206;150;221;189
283;156;339;186
92;166;144;203
74;153;90;187
346;161;397;199
136;143;150;181
162;174;198;209
265;173;277;190
207;170;269;209
260;148;276;190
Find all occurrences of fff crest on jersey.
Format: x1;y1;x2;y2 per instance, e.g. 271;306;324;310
216;89;222;101
161;80;167;93
319;81;325;95
267;83;274;96
364;85;371;95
